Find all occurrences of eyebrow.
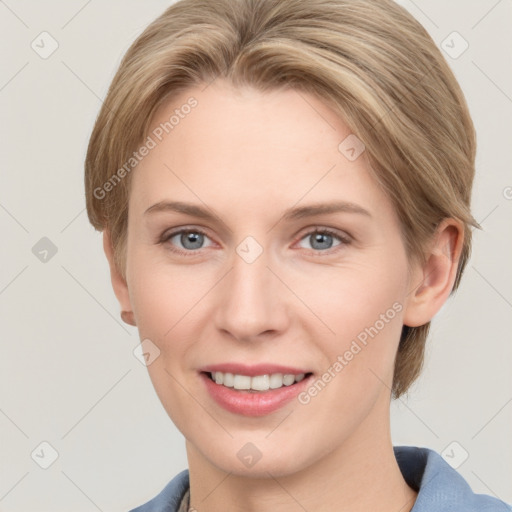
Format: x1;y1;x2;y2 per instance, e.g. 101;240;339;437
144;200;371;221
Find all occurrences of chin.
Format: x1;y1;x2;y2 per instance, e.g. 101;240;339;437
193;435;319;479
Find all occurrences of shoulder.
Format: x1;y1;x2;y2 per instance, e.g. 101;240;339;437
128;470;190;512
394;445;511;512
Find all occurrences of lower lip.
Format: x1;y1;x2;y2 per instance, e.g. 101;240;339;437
200;372;313;417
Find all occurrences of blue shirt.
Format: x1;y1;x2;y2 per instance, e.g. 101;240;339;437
129;446;511;511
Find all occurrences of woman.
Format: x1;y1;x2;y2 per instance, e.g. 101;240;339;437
84;0;511;510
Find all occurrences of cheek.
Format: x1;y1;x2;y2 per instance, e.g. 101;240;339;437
128;245;206;338
127;255;207;429
301;257;408;392
307;264;406;340
292;270;406;446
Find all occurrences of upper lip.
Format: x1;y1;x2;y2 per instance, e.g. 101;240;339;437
200;363;312;376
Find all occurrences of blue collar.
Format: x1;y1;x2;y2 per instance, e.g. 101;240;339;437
394;446;510;511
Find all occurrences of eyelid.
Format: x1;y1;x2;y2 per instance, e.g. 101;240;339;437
294;225;352;244
159;226;214;255
160;225;210;241
292;225;352;255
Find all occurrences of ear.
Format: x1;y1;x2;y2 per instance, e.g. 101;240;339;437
103;230;136;326
403;219;464;328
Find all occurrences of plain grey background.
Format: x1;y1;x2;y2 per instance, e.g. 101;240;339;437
1;0;511;510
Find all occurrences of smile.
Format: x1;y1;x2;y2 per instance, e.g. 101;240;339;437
209;371;307;391
199;364;314;416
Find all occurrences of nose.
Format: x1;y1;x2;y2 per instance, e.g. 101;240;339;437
213;244;290;343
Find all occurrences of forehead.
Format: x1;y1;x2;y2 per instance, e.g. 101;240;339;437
129;80;394;223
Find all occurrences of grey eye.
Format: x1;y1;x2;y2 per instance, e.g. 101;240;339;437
298;231;343;251
169;230;212;251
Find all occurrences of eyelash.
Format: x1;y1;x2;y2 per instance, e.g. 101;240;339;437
158;226;351;257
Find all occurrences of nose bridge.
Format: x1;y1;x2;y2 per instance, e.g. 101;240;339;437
213;240;288;340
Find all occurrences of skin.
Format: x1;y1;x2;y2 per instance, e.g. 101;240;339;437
104;79;463;512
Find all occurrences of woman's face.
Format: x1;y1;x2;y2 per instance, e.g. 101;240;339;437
123;80;418;476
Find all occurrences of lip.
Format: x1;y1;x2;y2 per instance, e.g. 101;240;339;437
199;364;313;417
200;363;311;376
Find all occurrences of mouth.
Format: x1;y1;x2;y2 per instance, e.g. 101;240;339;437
204;371;311;392
199;365;314;416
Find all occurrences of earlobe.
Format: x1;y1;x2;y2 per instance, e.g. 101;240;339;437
403;219;464;328
102;230;136;326
120;310;136;326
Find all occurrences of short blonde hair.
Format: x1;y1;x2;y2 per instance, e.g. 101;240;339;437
85;0;478;398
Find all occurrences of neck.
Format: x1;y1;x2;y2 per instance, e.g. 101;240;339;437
186;398;417;512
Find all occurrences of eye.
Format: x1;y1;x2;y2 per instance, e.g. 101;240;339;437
296;228;349;253
160;226;351;256
161;228;214;255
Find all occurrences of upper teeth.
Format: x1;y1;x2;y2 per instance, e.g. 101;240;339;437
211;371;306;391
